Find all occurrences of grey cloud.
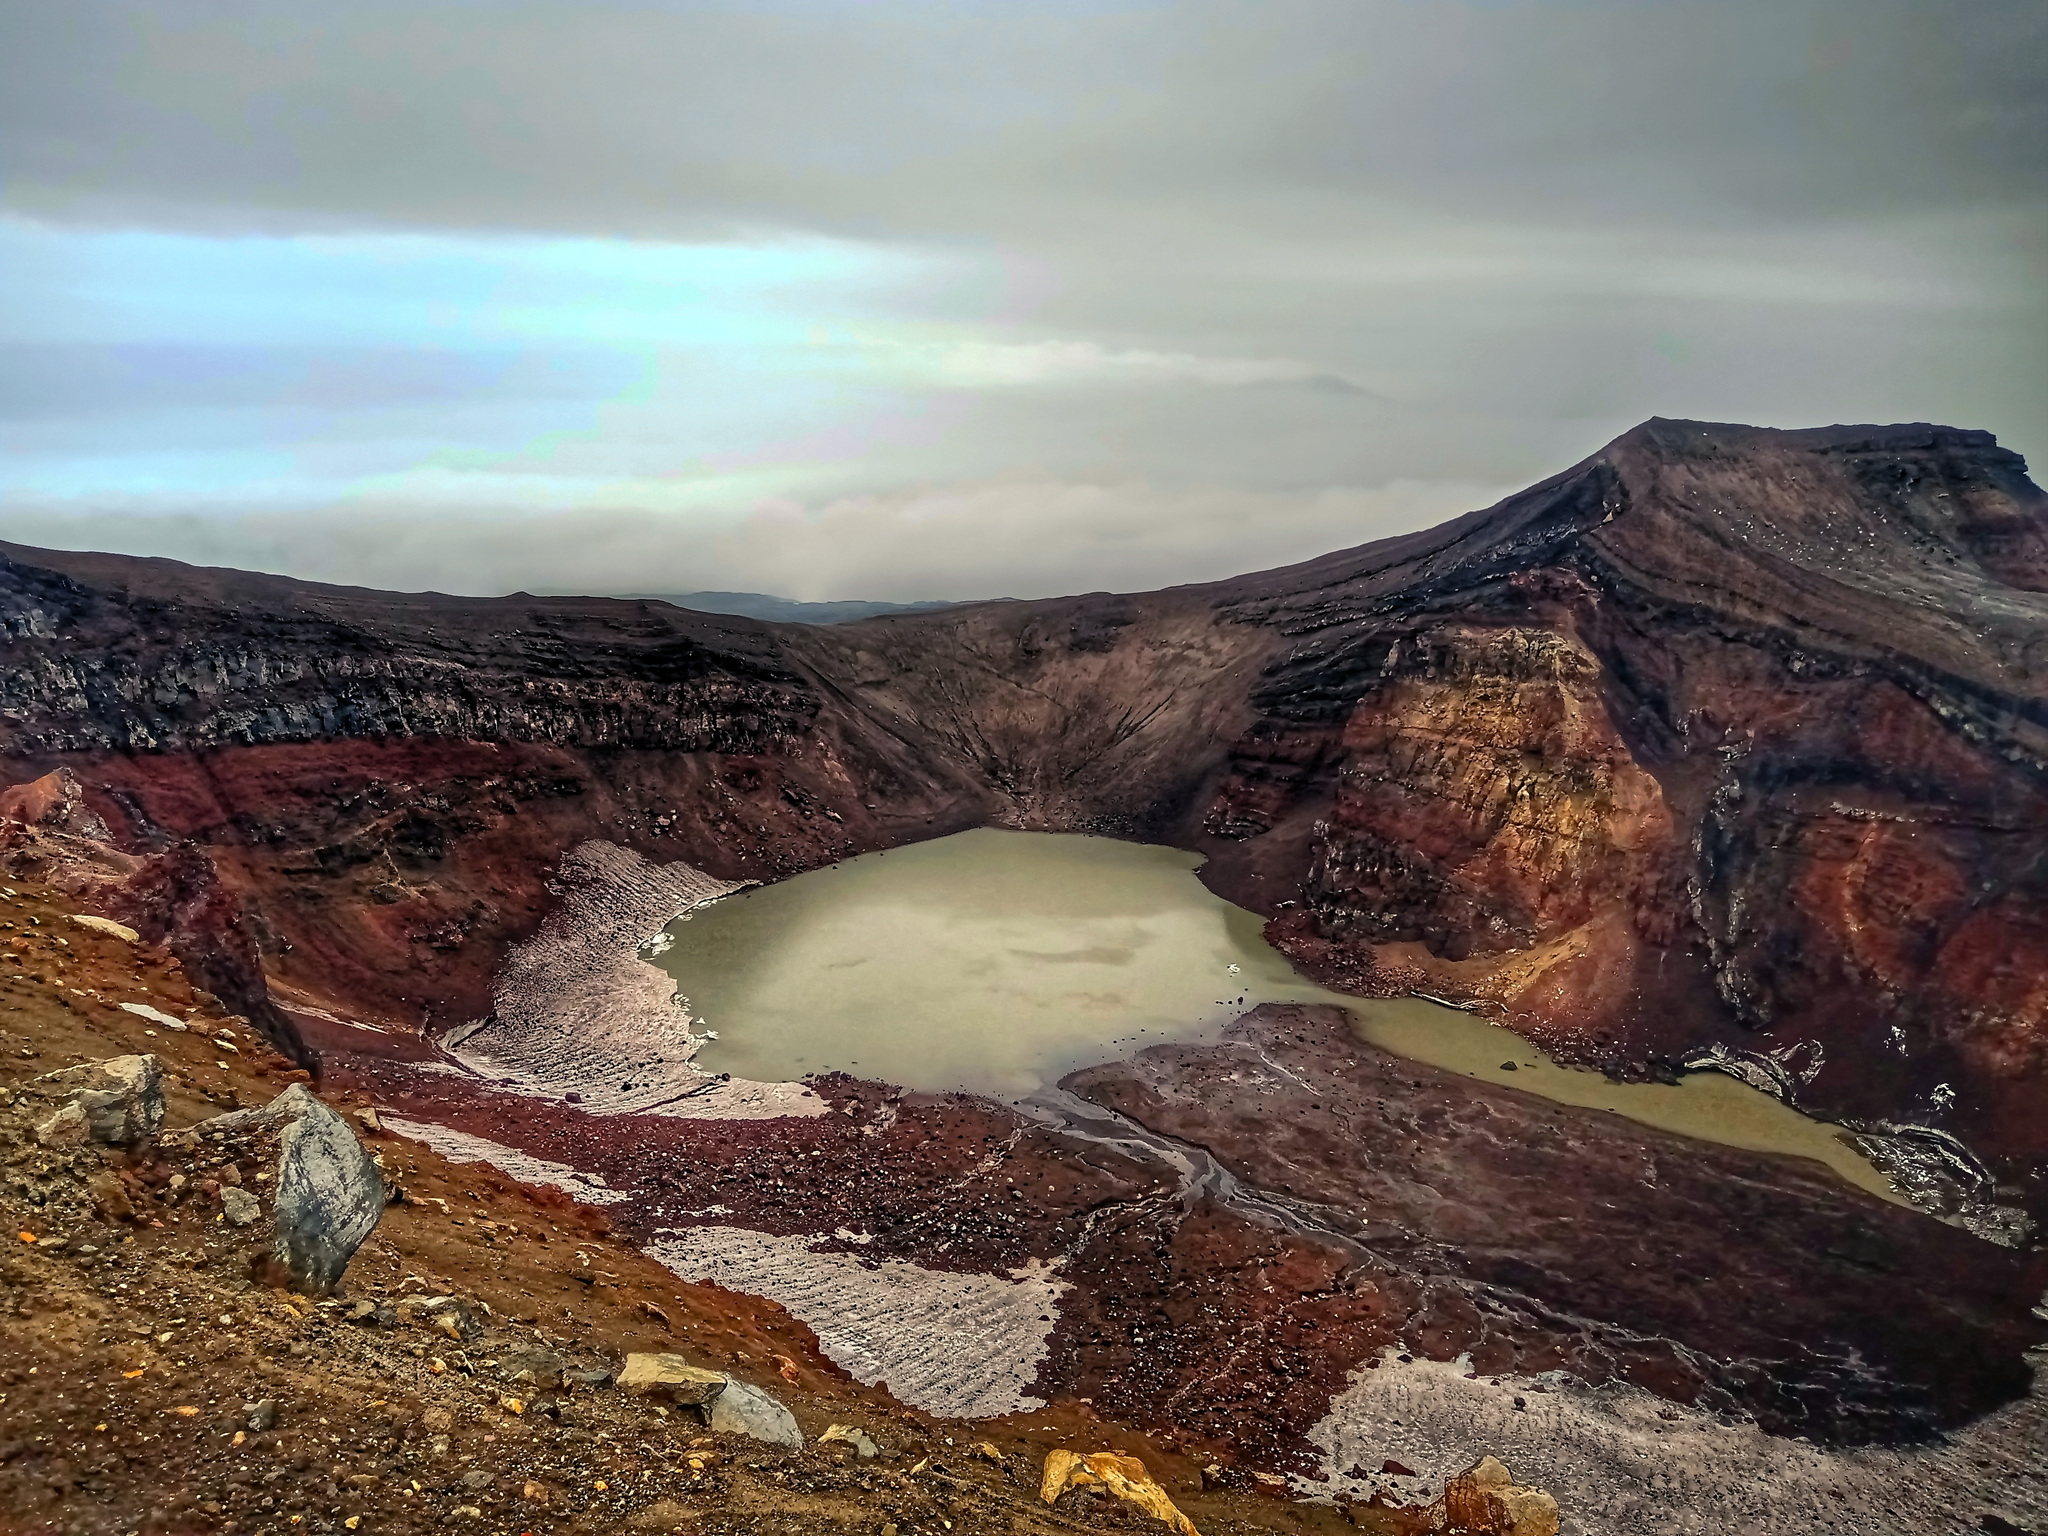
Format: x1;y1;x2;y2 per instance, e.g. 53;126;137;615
4;1;2042;239
0;344;637;419
0;0;2042;597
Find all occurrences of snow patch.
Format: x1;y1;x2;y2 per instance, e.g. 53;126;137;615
452;841;823;1120
1302;1348;2048;1535
380;1115;632;1206
646;1226;1067;1419
118;1002;188;1031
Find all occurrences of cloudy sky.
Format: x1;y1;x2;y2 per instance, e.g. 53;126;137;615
2;0;2042;601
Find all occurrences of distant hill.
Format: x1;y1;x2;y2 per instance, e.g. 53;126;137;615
621;591;958;625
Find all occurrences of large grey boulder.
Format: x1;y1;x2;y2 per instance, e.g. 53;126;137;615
195;1083;385;1293
27;1054;165;1147
708;1377;802;1449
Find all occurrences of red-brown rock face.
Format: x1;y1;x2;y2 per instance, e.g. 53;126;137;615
1302;625;1677;960
1;418;2043;1208
1191;421;2048;1206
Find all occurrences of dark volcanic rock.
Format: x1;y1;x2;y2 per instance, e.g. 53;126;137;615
1057;1005;2047;1450
195;1082;386;1293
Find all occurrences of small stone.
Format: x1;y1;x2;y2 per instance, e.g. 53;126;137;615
221;1187;262;1227
353;1107;381;1133
450;1505;482;1519
522;1482;548;1503
245;1399;279;1432
821;1424;880;1458
462;1470;493;1491
498;1347;568;1389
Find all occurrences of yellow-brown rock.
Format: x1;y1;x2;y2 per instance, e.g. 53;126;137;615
1040;1450;1200;1536
1439;1455;1559;1536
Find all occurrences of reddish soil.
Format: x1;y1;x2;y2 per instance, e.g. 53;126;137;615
318;1000;2048;1465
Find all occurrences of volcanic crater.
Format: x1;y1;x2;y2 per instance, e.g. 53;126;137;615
5;417;2048;1534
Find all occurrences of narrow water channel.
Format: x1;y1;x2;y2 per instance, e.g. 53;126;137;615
652;829;1899;1202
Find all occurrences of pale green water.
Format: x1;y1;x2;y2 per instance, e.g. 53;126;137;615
656;829;1898;1202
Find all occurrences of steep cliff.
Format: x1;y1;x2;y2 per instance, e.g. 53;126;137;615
2;418;2044;1200
1196;421;2048;1190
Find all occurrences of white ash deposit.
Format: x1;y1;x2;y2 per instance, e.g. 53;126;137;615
379;1114;632;1206
646;1226;1069;1420
452;841;822;1120
1303;1346;2048;1536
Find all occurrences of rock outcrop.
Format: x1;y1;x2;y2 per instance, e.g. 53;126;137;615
1354;1455;1559;1535
0;767;309;1066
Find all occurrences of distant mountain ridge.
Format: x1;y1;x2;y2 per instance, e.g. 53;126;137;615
621;590;961;624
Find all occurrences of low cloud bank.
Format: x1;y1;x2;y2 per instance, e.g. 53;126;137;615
0;476;1504;603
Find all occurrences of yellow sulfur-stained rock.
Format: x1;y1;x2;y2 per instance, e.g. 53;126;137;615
1041;1450;1199;1536
616;1353;728;1405
1438;1456;1560;1536
69;913;140;943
